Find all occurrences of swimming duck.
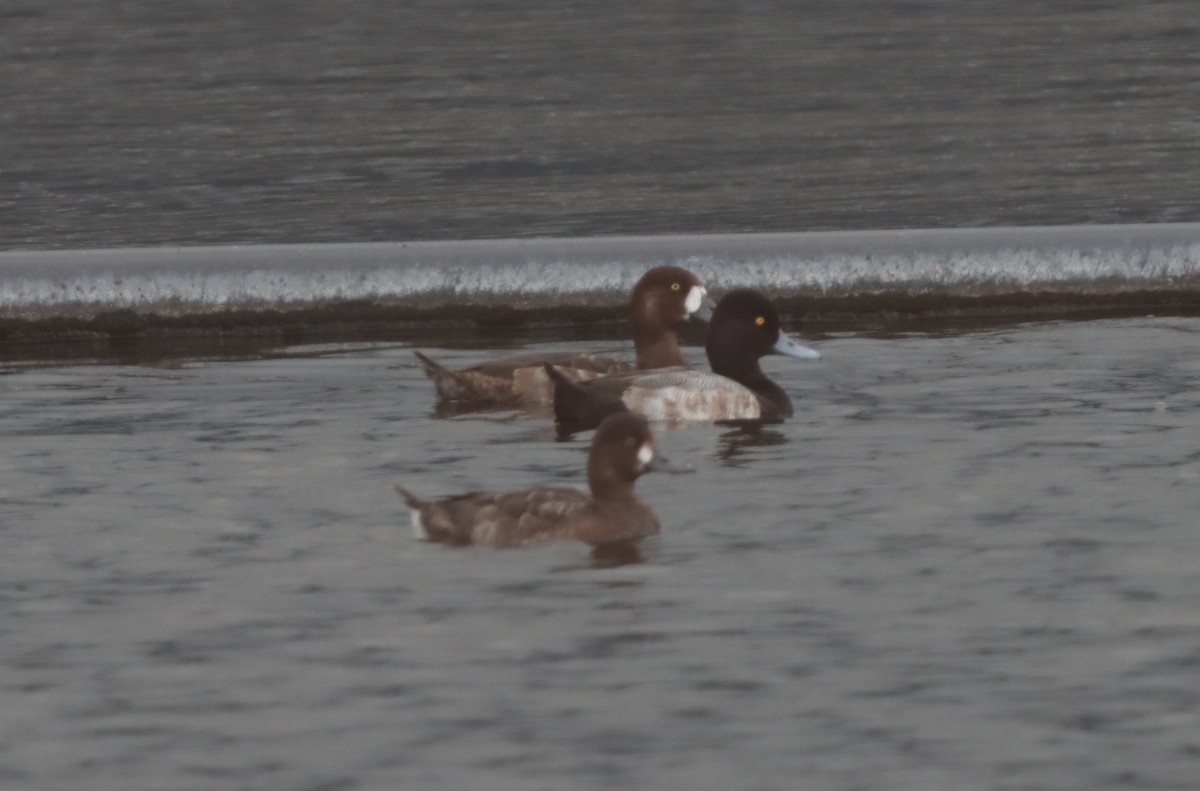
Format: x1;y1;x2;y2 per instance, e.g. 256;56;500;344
413;266;714;406
394;413;683;547
547;289;820;429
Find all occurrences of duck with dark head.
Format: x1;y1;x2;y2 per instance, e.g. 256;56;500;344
546;289;820;430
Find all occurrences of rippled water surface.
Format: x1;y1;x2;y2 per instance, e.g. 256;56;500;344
5;1;1200;248
2;318;1198;789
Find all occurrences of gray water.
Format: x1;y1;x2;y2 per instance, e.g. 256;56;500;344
3;318;1198;790
5;2;1200;787
4;0;1200;249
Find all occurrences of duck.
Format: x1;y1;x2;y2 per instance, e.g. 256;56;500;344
413;266;714;406
546;289;820;429
394;413;684;547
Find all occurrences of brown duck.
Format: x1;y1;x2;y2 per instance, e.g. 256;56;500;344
413;266;714;406
394;413;686;547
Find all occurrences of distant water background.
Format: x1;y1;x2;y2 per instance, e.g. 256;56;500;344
3;3;1200;791
4;1;1200;338
5;1;1200;249
4;2;1200;335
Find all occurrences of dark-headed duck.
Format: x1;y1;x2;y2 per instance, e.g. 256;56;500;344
547;289;819;429
414;266;714;406
395;413;684;547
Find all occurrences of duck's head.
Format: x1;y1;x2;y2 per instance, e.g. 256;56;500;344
630;266;716;330
588;412;690;496
706;289;821;366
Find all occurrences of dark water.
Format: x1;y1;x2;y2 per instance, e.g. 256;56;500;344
4;1;1200;249
2;318;1199;789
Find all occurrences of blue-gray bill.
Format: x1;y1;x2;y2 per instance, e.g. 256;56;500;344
773;332;821;360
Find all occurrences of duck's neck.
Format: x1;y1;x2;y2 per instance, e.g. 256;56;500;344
634;329;688;369
584;495;659;544
748;375;793;419
588;470;639;502
712;358;793;419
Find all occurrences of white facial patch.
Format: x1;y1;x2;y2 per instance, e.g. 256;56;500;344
637;442;655;466
685;285;704;315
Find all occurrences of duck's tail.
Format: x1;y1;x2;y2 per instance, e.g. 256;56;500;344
393;484;424;510
413;350;468;401
544;364;626;431
394;485;474;545
393;484;432;540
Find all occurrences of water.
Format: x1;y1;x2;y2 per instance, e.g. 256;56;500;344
4;1;1200;249
3;317;1198;789
4;1;1200;787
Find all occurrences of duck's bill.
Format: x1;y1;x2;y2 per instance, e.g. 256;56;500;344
644;453;695;475
688;288;717;322
774;332;821;360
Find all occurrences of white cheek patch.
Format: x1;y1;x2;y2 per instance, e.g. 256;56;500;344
637;442;654;466
685;286;703;315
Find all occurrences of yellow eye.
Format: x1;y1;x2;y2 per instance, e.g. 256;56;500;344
755;316;765;326
670;282;681;291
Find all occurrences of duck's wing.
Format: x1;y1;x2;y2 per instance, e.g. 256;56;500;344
549;366;762;426
415;350;631;406
480;352;632;405
408;487;591;547
413;350;514;404
546;365;687;430
615;369;734;391
469;352;630;379
618;370;763;422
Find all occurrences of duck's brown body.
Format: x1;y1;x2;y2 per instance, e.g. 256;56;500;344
414;266;711;407
395;485;659;547
396;413;675;548
414;351;630;406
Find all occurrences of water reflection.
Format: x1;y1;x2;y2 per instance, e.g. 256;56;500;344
714;422;789;466
430;400;523;420
589;541;645;569
550;541;648;572
10;317;1200;789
